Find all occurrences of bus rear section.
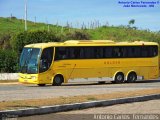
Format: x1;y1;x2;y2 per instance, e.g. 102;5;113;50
53;44;159;84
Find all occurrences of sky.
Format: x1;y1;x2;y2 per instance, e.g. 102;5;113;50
0;0;160;31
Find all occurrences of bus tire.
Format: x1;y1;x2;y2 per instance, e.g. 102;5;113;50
52;75;63;86
38;84;46;86
114;72;124;84
127;72;137;83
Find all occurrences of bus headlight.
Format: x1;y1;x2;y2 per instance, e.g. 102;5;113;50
31;76;37;79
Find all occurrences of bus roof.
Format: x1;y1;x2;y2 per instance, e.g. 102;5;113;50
24;40;159;49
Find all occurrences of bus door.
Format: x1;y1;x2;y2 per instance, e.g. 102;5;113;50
39;47;54;83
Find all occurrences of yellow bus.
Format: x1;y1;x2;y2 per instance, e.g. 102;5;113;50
19;40;159;86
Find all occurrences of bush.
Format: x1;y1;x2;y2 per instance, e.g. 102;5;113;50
0;50;18;73
11;30;62;54
65;30;90;40
0;34;11;49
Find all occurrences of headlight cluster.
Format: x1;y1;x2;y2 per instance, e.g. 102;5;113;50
31;76;37;79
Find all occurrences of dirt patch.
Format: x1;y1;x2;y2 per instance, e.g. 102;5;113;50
0;88;160;111
0;80;18;83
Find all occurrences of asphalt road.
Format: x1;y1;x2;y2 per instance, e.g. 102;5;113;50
0;80;160;102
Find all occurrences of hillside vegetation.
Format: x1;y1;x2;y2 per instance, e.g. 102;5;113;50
0;17;160;72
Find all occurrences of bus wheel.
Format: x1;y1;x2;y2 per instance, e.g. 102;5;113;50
127;72;137;83
114;72;124;84
52;75;63;86
38;84;46;86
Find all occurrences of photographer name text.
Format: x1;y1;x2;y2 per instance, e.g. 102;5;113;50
118;1;160;8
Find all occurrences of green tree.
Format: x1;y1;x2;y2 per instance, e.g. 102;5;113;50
129;19;135;26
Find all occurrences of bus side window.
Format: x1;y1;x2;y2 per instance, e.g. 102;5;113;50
134;47;141;57
69;47;84;59
84;47;94;59
74;47;84;59
68;47;75;59
79;48;84;58
104;47;112;58
66;47;81;59
128;47;134;57
61;48;67;59
141;46;148;57
152;46;158;56
55;47;67;60
94;47;103;58
121;47;127;57
127;47;139;57
149;46;158;57
113;47;121;58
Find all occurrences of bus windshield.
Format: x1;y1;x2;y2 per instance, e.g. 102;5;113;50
19;48;41;74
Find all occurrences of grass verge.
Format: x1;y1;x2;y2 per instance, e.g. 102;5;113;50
0;88;160;111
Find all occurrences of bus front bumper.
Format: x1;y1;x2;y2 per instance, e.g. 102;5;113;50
18;73;39;84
